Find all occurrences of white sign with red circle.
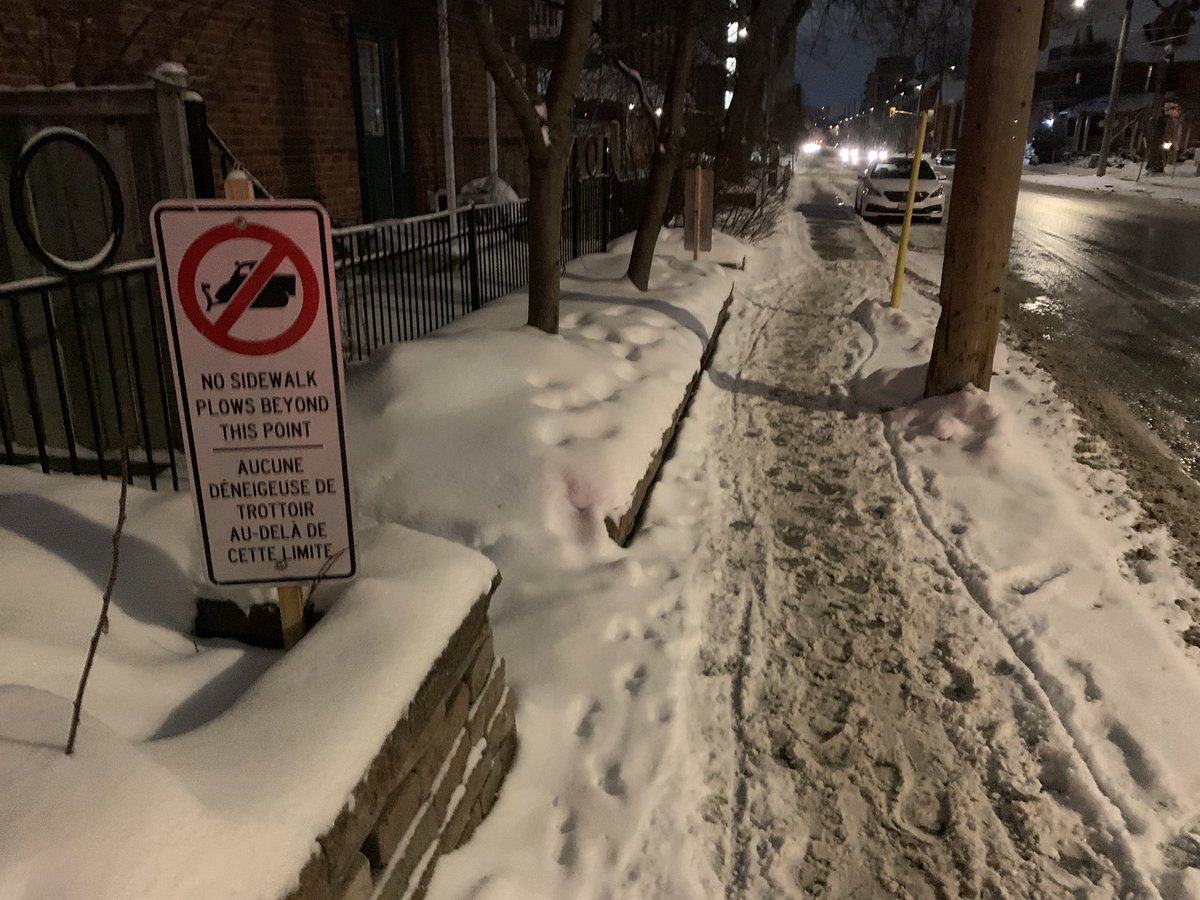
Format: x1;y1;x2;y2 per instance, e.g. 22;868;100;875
151;200;355;586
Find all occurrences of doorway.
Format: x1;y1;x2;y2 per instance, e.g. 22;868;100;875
350;25;415;220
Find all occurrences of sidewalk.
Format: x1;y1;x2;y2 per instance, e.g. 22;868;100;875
689;174;1200;897
438;172;1200;897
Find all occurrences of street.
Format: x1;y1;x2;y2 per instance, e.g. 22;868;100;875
1010;184;1200;479
846;162;1200;482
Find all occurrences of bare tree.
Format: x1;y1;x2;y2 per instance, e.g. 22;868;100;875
471;0;594;334
717;0;813;183
626;0;702;290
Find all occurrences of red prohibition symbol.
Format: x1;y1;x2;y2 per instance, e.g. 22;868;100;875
177;221;321;356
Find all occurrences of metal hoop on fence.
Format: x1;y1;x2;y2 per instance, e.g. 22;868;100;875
9;126;125;276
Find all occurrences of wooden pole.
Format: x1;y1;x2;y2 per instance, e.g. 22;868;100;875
890;110;930;309
276;585;306;650
693;165;701;261
223;169;254;201
925;0;1044;398
220;172;306;651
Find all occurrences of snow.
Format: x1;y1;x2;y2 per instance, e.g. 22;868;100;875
347;238;738;569
608;227;749;270
6;166;1200;898
431;172;1200;897
1024;161;1200;206
853;287;1200;894
0;462;496;899
0;231;739;899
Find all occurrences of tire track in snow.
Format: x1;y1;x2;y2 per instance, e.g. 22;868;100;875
876;416;1159;898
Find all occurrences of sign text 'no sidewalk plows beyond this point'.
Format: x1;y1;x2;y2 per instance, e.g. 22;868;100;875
152;200;355;586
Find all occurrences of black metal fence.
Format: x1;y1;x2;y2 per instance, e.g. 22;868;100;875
0;170;646;487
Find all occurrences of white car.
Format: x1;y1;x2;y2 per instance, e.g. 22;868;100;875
853;156;945;223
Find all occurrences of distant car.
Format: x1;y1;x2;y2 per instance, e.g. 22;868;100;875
853;156;945;223
934;148;957;166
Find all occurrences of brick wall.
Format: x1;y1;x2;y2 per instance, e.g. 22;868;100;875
1;0;533;224
1;0;363;223
400;3;530;210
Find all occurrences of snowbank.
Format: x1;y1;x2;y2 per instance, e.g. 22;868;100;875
0;464;497;899
1024;161;1200;207
348;245;737;569
608;226;750;270
851;286;1200;895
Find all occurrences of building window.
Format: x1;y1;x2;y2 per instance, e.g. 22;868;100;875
357;38;385;137
726;56;736;74
724;90;733;109
727;21;738;43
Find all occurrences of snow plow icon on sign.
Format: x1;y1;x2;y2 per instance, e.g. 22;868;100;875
177;220;320;357
201;260;296;312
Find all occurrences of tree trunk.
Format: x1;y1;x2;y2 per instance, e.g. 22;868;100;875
627;0;701;291
716;0;810;185
526;154;568;334
924;0;1043;398
469;0;593;335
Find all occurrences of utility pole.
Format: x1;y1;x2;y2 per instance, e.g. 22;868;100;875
1145;41;1176;174
1096;0;1133;176
925;0;1044;398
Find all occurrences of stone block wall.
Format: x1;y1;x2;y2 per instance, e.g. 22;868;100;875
288;586;517;900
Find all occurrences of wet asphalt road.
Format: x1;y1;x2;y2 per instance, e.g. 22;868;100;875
1008;184;1200;477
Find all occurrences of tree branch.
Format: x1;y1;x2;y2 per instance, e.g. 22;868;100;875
471;0;549;160
544;0;595;143
65;433;130;755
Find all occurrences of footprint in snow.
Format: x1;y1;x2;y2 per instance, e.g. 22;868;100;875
575;699;602;740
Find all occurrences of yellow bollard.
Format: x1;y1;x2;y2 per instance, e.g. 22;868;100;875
890;109;931;309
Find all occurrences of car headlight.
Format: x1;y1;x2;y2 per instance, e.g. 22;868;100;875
930;187;944;198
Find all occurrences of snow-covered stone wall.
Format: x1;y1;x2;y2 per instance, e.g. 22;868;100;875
289;590;516;900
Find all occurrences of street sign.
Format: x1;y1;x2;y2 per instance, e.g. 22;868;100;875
151;200;355;586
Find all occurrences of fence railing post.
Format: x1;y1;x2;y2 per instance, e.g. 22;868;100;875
466;204;482;311
601;140;612;249
152;62;196;199
569;141;581;261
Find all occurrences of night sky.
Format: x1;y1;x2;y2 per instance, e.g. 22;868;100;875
792;0;1143;116
794;34;879;117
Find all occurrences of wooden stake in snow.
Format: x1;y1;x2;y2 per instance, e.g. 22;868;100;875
276;585;306;650
66;436;130;755
924;0;1043;397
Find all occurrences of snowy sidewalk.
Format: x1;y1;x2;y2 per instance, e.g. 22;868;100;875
691;175;1200;898
424;173;1200;899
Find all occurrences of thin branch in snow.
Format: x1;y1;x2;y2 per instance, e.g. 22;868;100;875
65;433;130;756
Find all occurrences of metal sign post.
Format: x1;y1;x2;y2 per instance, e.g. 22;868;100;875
150;199;355;648
891;110;931;310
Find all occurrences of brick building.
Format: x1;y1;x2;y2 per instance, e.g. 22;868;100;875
0;0;527;225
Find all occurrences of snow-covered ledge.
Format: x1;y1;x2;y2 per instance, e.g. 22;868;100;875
0;468;517;899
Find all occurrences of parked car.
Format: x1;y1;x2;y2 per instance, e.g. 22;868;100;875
853;156;945;223
933;148;957;166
